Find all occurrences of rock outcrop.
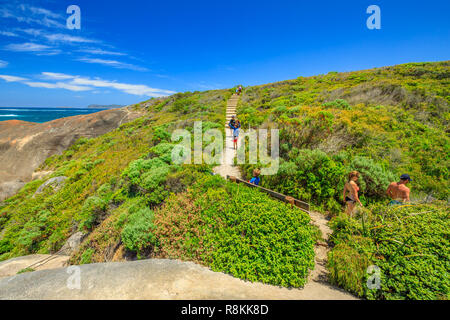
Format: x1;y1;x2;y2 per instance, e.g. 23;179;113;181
0;107;142;201
0;259;357;300
57;232;86;256
0;254;69;280
32;176;67;198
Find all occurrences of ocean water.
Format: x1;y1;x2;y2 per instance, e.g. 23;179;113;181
0;107;113;123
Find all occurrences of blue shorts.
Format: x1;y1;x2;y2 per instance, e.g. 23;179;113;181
389;200;403;206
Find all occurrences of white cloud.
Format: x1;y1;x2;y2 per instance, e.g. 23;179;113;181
0;60;8;68
1;5;65;29
3;42;61;56
77;48;127;56
77;58;149;72
0;71;175;97
1;5;140;69
70;76;175;96
41;72;75;80
4;42;52;52
42;72;175;96
16;28;43;37
0;74;28;82
15;29;98;45
0;31;18;37
11;29;97;53
44;34;99;44
24;81;92;92
26;6;63;20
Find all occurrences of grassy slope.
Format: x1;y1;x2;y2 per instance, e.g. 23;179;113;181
238;61;449;210
0;61;448;298
234;61;449;299
0;89;230;260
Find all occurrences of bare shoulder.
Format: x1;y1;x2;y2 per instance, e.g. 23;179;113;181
388;182;397;188
349;181;359;190
400;184;410;191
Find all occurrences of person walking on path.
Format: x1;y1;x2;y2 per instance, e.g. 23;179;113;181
386;174;412;205
233;119;241;150
342;171;363;216
229;115;236;136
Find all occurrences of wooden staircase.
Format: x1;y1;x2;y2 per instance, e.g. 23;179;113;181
225;94;239;128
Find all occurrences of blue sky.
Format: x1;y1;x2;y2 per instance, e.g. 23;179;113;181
0;0;449;107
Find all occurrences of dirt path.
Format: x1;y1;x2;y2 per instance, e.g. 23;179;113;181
301;210;358;298
213;94;242;179
212;94;355;299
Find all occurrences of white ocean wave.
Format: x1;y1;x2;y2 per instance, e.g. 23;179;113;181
0;114;20;117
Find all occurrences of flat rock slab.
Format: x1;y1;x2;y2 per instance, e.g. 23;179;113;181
0;254;69;279
0;258;356;300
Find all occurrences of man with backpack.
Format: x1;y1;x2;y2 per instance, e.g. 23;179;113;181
229;115;236;136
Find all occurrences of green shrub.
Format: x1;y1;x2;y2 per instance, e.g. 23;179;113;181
328;203;450;300
80;248;94;264
77;196;108;231
348;156;396;200
328;242;370;297
16;210;51;253
121;207;157;257
154;176;317;288
263;149;345;212
152;125;171;143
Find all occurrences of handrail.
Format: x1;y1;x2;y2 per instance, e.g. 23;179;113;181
227;175;310;214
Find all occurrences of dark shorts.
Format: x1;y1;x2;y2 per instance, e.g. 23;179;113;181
345;196;356;204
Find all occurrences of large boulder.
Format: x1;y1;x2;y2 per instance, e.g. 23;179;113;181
33;176;67;197
0;107;142;201
0;259;357;300
57;232;86;256
0;180;26;201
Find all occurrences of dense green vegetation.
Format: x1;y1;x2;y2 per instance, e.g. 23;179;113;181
327;203;449;300
239;61;449;212
0;61;448;299
153;175;318;287
0;89;229;261
236;61;449;299
0;86;318;288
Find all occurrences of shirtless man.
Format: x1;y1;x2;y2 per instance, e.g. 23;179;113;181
386;174;412;205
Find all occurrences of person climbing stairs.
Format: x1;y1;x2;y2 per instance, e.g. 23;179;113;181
213;94;242;179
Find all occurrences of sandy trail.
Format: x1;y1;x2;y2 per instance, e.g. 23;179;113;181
213;94;242;179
